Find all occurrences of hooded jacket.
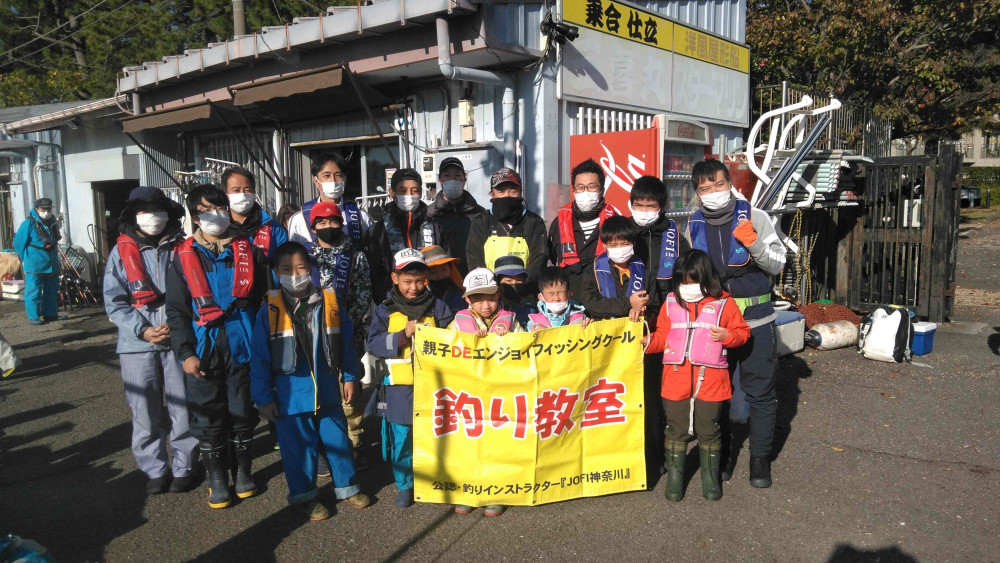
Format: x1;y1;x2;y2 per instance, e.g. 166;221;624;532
426;191;486;276
14;210;61;274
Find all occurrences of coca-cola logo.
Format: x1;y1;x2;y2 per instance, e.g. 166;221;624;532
598;140;647;192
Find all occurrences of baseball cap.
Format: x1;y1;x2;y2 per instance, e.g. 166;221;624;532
310;201;343;227
421;245;459;267
490;168;522;191
438;156;464;175
393;248;427;272
493;255;528;279
462;268;499;297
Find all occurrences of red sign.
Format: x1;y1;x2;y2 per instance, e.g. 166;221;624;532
569;128;661;217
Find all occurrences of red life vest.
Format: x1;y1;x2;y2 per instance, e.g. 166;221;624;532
252;224;272;252
177;237;255;327
557;202;619;267
116;233;168;308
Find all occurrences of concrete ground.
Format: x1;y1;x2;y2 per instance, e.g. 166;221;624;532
1;211;998;562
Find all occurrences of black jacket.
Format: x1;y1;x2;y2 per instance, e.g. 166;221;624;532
369;202;446;299
467;209;548;288
426;192;486;276
634;215;691;325
546;203;606;297
580;261;631;320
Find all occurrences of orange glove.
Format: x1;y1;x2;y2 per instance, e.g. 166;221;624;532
733;219;758;246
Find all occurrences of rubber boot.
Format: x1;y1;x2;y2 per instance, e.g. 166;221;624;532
699;442;723;501
663;440;687;502
201;442;232;509
231;436;257;499
720;423;747;482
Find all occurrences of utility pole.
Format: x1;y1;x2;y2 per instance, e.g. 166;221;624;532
233;0;247;37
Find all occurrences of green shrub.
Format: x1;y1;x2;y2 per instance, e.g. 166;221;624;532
961;167;1000;207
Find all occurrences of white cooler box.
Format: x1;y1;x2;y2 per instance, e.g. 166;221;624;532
2;279;25;302
775;310;806;356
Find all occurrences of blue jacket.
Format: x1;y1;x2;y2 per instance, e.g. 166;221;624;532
249;289;362;416
103;227;184;354
13;210;60;274
165;236;269;366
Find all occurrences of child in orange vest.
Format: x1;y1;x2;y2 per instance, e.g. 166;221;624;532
644;250;750;502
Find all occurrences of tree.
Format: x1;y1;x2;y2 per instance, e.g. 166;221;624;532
0;0;356;107
747;0;1000;141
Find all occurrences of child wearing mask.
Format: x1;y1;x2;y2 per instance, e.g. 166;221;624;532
643;250;750;502
249;242;371;521
492;255;535;326
366;248;454;508
580;215;649;321
526;266;589;331
447;267;522;517
422;245;466;312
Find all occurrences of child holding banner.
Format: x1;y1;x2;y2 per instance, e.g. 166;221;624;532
493;255;536;326
422;245;466;313
447;267;523;516
249;242;371;521
643;250;750;502
526;267;590;331
366;248;454;508
580;216;648;321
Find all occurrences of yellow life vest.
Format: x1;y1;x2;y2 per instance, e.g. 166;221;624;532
483;234;529;271
382;310;435;386
266;289;340;374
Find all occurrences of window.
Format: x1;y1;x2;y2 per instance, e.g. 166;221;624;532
983;132;1000;158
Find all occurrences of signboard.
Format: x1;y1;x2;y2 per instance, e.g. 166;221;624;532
569;127;661;215
412;319;646;506
560;0;750;127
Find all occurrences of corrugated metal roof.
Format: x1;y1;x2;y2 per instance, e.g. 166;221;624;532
1;97;128;134
0;101;93;126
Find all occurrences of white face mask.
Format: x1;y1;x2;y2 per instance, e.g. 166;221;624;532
574;191;601;213
607;244;634;264
279;273;312;294
37;210;52;220
440;180;465;200
321;181;345;200
396;194;420;212
700;189;732;211
197;210;230;236
631;208;660;227
227;192;256;215
678;283;704;303
546;300;569;314
136;211;168;236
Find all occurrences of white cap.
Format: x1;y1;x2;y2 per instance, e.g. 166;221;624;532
462;267;499;297
393;248;426;271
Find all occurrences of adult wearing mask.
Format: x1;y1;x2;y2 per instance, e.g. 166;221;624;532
103;186;198;494
287;153;372;252
466;168;548;292
222;166;288;261
548;159;620;296
368;168;444;299
426;157;485;276
13;198;64;325
687;158;786;489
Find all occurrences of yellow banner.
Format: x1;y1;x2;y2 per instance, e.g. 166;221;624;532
562;0;749;73
412;318;646;507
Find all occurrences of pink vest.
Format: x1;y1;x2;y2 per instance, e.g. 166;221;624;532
662;295;729;368
454;309;516;334
527;311;587;329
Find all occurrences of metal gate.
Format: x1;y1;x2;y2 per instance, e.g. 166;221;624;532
849;145;962;321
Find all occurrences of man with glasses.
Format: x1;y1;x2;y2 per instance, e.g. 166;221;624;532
288;153;372;254
547;158;622;296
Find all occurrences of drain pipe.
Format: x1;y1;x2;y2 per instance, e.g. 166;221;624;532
31;140;72;245
436;17;516;170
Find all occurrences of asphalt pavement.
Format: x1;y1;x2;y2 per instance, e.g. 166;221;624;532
1;212;998;562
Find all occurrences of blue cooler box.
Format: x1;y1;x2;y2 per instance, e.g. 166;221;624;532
775;310;806;356
911;322;937;355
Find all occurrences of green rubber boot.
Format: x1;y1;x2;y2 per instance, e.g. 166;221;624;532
699;442;722;501
664;440;687;502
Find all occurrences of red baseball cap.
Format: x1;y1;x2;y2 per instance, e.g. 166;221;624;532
490;168;522;191
310;201;343;227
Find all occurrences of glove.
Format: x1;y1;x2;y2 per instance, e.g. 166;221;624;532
733;219;757;246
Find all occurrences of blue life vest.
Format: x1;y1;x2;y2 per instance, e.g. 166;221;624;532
302;198;363;247
656;220;680;280
688;199;752;268
594;253;646;299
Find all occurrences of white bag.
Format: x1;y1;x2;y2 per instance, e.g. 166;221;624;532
857;307;912;363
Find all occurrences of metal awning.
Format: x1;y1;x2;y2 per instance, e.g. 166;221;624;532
231;64;344;106
120;100;215;133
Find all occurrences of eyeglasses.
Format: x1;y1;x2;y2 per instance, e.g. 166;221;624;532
573;184;602;193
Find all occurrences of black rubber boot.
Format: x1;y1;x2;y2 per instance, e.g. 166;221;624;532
749;455;772;488
664;440;687;502
720;423;747;482
201;442;232;509
231;435;257;499
699;442;722;501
